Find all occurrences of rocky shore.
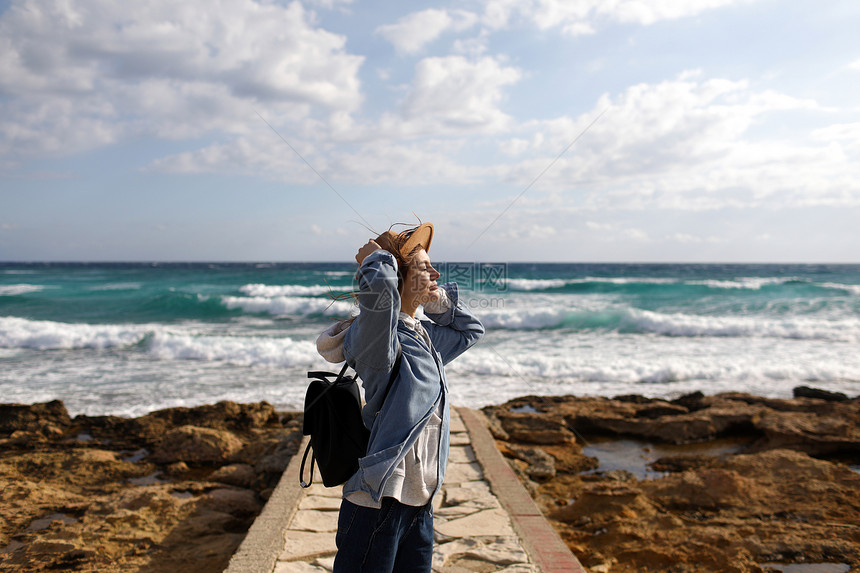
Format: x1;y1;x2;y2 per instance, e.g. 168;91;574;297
0;400;303;572
483;387;860;573
2;387;859;573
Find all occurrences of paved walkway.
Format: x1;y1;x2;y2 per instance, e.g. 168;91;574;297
225;407;586;573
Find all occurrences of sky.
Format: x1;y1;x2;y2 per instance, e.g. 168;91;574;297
1;0;859;263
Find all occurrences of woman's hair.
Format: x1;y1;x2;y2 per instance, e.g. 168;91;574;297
376;224;427;293
325;223;427;317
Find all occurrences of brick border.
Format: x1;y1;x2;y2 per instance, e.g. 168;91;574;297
457;407;588;573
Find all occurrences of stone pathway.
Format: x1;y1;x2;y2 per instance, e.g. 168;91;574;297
225;407;586;573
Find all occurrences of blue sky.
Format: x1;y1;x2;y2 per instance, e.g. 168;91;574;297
1;0;859;262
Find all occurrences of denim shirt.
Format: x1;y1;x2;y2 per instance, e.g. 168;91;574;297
342;249;484;503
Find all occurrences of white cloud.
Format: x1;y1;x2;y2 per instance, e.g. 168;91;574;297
400;55;521;132
499;138;531;156
0;0;364;158
812;122;860;149
665;233;725;244
481;0;755;34
846;58;860;71
376;9;478;54
493;70;853;211
148;52;522;184
149;67;860;214
304;0;354;8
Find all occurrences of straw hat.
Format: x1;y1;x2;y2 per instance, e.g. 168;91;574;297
375;222;434;260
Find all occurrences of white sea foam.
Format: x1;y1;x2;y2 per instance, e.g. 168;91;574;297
502;277;678;291
446;332;860;406
0;284;48;296
479;306;570;329
688;277;798;290
239;283;344;297
147;331;319;367
0;316;148;350
504;278;569;291
580;277;678;285
476;299;860;342
222;295;354;317
628;308;860;342
818;282;860;296
0;316;322;368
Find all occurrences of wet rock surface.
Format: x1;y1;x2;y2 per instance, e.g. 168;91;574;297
0;400;302;573
483;389;860;573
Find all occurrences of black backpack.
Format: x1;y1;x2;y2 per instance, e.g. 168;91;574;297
299;352;401;488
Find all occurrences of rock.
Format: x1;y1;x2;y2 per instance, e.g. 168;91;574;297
642;468;761;510
793;385;850;402
209;464;256;488
9;429;47;446
671;391;706;411
254;450;291;475
752;409;860;456
165;461;189;476
0;400;71;435
550;482;655;526
613;394;654;404
492;393;860;572
559;397;764;444
74;401;279;449
198;488;261;518
142;401;279;432
650;454;716;473
0;400;298;573
487;410;575;445
506;444;556;481
151;425;244;464
635;402;689;419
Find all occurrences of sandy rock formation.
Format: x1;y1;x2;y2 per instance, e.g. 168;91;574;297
485;390;860;573
0;400;301;573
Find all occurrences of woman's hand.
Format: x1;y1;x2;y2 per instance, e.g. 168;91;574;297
355;240;382;265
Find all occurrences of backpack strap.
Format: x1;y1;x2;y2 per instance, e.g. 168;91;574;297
299;438;316;488
299;349;402;488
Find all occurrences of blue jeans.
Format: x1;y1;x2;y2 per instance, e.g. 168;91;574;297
332;497;434;573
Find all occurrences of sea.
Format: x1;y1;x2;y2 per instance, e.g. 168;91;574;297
2;262;859;418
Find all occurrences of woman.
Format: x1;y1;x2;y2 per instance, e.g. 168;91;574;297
316;222;484;572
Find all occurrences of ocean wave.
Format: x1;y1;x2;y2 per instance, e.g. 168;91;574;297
239;283;344;297
0;284;49;296
446;348;860;406
818;282;860;296
504;278;569;291
502;277;677;291
147;331;318;367
580;277;678;285
686;277;800;290
627;308;859;341
222;295;354;317
498;275;860;294
0;316;148;350
0;316;321;367
477;303;860;342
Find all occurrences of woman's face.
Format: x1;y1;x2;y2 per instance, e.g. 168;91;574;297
403;248;441;305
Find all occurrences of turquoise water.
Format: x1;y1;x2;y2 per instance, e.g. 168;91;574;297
2;262;859;416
